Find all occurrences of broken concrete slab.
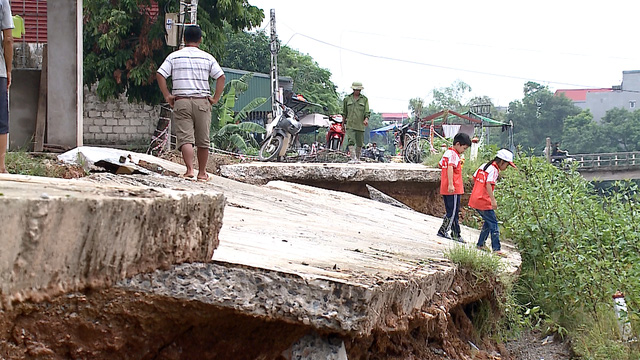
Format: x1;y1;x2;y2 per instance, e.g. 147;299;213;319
58;146;152;175
220;161;440;186
108;174;520;336
219;161;445;215
0;173;225;309
366;184;413;210
0;152;522;359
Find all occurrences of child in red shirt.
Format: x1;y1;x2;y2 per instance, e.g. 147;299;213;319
469;149;517;255
436;133;471;242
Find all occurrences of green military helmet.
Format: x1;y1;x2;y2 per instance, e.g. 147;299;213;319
351;81;364;90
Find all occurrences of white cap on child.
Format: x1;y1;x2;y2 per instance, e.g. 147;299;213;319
496;149;517;168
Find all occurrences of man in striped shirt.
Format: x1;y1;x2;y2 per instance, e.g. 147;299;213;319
156;25;225;181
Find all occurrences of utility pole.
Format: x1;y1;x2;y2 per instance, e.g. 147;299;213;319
178;0;199;47
269;9;280;120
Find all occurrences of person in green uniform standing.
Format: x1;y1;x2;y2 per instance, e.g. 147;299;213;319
342;81;370;163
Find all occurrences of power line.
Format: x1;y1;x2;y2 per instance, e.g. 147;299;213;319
287;32;601;88
346;30;640;63
276;24;640;106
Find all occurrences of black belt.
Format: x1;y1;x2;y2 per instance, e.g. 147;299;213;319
175;96;209;100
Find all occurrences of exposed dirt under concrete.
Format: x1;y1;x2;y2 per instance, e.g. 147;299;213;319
286;179;475;220
0;267;519;359
0;288;310;360
345;269;506;360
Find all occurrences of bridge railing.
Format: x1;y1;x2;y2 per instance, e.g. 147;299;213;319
572;152;640;169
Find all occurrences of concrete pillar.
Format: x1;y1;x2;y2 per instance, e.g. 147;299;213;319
47;0;83;147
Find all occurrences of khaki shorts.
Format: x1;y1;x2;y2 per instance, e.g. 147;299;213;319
173;98;212;149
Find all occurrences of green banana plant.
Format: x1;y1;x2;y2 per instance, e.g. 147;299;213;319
210;72;267;153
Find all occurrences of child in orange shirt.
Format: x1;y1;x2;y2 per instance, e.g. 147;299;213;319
436;133;471;242
468;149;517;255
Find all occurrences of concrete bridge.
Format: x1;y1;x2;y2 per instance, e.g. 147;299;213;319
570;151;640;181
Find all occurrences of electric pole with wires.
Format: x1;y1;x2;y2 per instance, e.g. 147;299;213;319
269;9;280;120
148;0;201;156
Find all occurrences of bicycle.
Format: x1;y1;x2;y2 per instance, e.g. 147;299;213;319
403;122;438;164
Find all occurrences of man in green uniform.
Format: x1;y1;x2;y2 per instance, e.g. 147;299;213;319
342;81;371;163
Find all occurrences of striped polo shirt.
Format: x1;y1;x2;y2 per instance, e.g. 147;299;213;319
157;46;224;97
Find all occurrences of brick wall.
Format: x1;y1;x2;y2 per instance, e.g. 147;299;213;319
13;44;163;147
83;86;161;146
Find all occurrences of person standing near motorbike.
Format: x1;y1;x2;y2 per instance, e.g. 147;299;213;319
342;81;370;163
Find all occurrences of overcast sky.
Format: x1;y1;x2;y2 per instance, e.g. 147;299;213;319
248;0;640;114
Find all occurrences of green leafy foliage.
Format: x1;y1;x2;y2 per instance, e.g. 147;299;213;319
278;47;341;114
210;73;266;153
425;80;472;115
408;97;424;119
220;26;271;73
561;108;640;154
364;112;385;145
507;82;580;152
571;306;640;360
498;156;640;355
83;0;264;104
219;29;341;114
599;108;640;152
560;110;603;153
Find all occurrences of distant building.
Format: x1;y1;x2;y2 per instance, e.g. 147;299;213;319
555;70;640;122
381;113;409;126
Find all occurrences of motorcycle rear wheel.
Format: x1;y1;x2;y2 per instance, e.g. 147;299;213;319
329;137;340;151
259;135;284;161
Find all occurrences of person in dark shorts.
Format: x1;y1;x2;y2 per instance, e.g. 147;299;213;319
0;0;13;174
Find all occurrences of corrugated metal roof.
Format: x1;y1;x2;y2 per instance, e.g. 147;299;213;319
10;0;47;43
222;67;293;112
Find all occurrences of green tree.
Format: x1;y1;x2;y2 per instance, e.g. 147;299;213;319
220;29;341;114
508;82;580;151
220;27;270;73
278;46;341;114
425;80;472;114
83;0;264;104
600;108;640;152
408;97;425;119
561;110;604;154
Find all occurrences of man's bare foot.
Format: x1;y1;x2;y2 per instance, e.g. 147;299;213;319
181;173;195;180
0;168;7;174
197;173;209;182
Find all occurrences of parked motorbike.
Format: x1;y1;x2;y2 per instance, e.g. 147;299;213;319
258;101;302;161
326;115;345;151
361;143;387;162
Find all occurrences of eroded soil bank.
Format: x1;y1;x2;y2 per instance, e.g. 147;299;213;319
0;268;510;360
